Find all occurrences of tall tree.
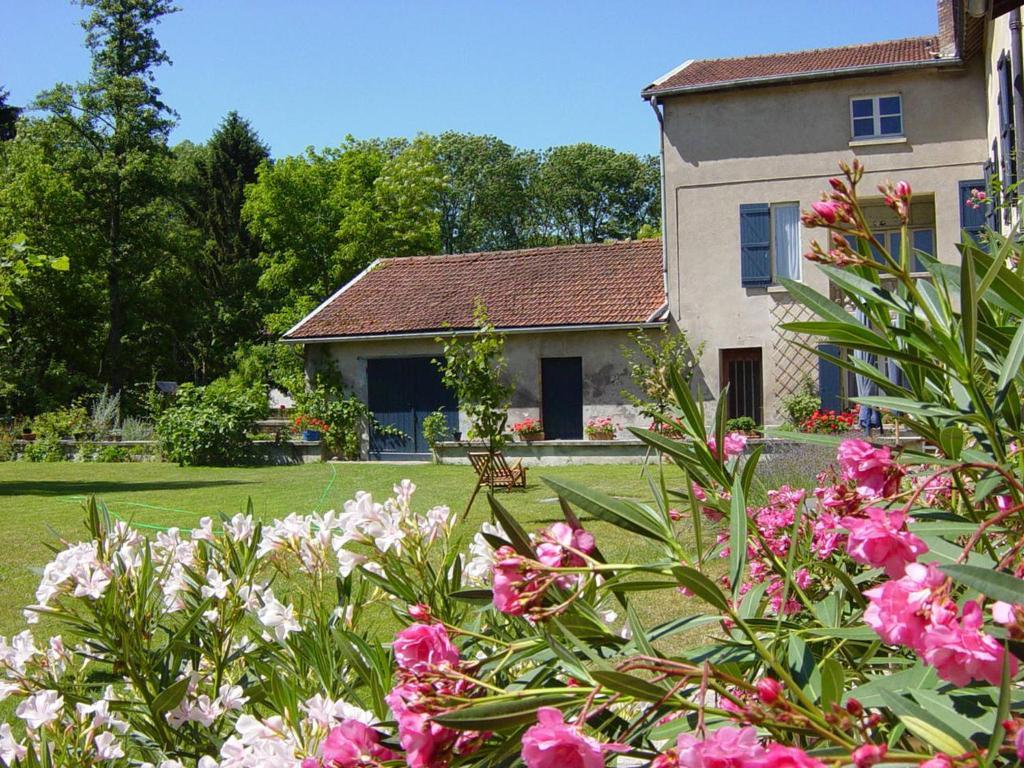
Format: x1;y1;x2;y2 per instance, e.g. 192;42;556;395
534;143;660;243
431;132;538;253
31;0;178;393
171;111;269;382
0;88;20;141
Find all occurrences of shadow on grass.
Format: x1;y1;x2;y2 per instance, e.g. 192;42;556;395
0;480;252;497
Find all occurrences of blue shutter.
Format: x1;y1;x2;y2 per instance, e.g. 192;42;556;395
959;179;987;244
818;344;843;413
998;55;1017;221
740;203;771;287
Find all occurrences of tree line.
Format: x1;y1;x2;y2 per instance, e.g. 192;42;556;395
0;0;659;415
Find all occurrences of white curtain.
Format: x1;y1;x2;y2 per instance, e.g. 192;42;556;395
773;203;801;282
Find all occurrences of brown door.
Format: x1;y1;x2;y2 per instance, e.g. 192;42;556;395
720;348;763;425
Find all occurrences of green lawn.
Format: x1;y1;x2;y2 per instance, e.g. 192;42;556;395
0;460;695;638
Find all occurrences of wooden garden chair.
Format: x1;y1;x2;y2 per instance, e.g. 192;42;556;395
465;451;527;516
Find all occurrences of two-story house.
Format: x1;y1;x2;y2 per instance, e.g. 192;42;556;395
643;0;1022;425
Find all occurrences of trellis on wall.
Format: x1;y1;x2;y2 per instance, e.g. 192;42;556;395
769;295;818;421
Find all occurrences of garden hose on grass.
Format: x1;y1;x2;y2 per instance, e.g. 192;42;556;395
53;462;340;533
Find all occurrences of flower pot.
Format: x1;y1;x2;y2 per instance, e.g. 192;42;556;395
302;429;322;442
518;431;544;442
587;430;614;441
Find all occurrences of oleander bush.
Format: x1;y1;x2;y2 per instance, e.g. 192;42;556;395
3;161;1024;768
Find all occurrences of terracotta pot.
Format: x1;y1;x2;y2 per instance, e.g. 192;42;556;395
587;430;614;441
518;431;544;442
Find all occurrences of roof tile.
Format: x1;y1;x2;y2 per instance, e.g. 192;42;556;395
644;36;942;96
285;239;666;340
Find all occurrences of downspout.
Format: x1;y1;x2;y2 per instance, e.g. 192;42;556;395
648;96;669;303
1011;9;1024;198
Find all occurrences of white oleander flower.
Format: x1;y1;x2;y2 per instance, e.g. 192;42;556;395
16;689;63;729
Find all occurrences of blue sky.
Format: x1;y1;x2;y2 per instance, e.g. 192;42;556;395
3;1;938;158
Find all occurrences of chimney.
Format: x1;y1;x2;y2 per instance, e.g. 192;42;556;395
936;0;961;58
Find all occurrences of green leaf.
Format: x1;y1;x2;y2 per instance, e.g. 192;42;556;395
941;564;1024;604
151;676;191;714
435;693;582;730
542;476;670;543
819;657;844;709
448;588;493;603
880;691;975;754
961;249;977;359
671;565;730;612
996;319;1024;408
487;494;535;557
938;426;965;460
844;666;938;708
728;477;747;601
781;278;860;323
763;427;845;448
591;670;672;702
49;256;69;271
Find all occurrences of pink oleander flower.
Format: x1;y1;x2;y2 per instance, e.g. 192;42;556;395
863;562;949;651
993;601;1021;627
708;432;748;460
392;623;460;673
1016;728;1024;761
521;707;622;768
837;440;903;499
758;744;827;768
894;180;912;199
408;603;430;621
811;200;842;224
386;683;457;768
922;600;1017;686
920;755;953;768
852;744;887;768
322;720;399;767
675;727;766;768
841;508;928;578
755;677;783;705
492;547;546;615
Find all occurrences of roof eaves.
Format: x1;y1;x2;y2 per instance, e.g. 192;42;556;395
641;56;961;99
281;259;381;340
281;320;669;345
649;58;694;88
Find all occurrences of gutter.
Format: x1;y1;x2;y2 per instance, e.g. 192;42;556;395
281;320;668;345
1011;9;1024;188
641;57;963;100
648;96;669;303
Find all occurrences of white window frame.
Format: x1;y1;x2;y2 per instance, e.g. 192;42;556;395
850;94;903;140
769;202;802;284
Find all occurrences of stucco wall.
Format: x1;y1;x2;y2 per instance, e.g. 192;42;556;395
303;327;662;447
658;60;989;423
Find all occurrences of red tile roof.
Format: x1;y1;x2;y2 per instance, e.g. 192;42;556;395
643;36;944;96
284;239;666;340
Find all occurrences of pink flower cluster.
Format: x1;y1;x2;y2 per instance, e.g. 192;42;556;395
836;440;904;500
707;432;748;461
651;726;825;768
384;622;486;768
520;707;624;768
492;522;596;617
864;563;1017;686
320;720;397;767
840;509;927;578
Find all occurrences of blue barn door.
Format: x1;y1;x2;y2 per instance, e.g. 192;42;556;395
541;357;583;439
818;344;843;412
367;357;457;459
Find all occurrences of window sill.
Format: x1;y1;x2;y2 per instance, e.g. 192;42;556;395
849;135;907;148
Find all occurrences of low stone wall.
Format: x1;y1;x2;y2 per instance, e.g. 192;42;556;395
252;440;323;465
9;438;324;465
435;439;651;466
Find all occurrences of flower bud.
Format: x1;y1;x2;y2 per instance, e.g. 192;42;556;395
756;677;784;705
811;200;841;224
845;697;864;716
894;180;911;199
408;603;431;621
852;744;887;768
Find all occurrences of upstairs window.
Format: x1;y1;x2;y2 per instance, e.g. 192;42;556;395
850;95;903;139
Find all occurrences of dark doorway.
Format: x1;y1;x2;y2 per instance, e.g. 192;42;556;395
367;357;458;458
720;348;763;425
541;357;583;439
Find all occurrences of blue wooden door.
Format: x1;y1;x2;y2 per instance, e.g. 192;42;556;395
367;357;457;458
541;357;583;439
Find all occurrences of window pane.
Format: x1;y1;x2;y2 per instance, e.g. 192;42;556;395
853;118;875;137
851;99;874;118
912;229;934;271
879;96;901;115
772;204;801;281
880;115;902;135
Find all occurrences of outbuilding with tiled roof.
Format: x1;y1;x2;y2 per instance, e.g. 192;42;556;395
285;239;669;459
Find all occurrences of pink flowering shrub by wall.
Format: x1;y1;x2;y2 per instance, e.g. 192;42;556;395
3;160;1024;767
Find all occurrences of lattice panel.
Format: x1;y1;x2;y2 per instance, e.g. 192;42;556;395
769;297;818;419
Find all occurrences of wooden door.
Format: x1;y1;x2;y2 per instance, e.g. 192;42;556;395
541;357;583;439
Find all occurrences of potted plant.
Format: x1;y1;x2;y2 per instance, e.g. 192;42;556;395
510;417;544;442
293;414;328;442
723;416;761;437
584;416;618;440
